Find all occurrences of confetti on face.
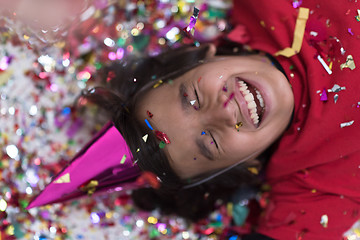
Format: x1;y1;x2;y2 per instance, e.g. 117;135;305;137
224;92;235;107
235;122;243;130
190;100;196;106
155;131;171;144
197;77;202;83
159;141;166;149
145;119;153;130
222;84;228;92
201;131;206;135
147;111;153;118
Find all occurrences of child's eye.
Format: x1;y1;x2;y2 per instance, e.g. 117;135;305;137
191;85;201;110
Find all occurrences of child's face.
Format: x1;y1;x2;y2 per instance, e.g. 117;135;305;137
137;54;294;179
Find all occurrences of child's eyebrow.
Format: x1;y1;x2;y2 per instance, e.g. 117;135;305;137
179;83;189;111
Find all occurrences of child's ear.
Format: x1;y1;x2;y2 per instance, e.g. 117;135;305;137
205;44;217;59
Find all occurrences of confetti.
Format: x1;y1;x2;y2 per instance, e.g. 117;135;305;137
155;131;171;144
201;131;206;135
145;119;153;130
54;173;71;184
340;120;354;128
356;9;360;21
334;94;339;103
159;141;166;149
152;79;163;88
224;92;235;107
317;55;332;75
80;180;99;195
185;7;200;35
142;134;148;142
275;7;309;57
340;55;356;70
348;28;354;36
235;122;243;130
320;214;329;228
329;84;345;93
320;88;328;101
120;154;127;164
147;110;153;118
190;100;196;105
292;0;303;8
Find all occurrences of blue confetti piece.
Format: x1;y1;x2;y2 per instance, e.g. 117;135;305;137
201;131;205;135
62;107;71;115
229;236;238;240
145;119;153;130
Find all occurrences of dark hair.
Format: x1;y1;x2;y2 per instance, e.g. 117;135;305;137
82;41;264;221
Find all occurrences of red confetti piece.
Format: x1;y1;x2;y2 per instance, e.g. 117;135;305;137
136;171;161;189
155;130;171;144
146;111;153;118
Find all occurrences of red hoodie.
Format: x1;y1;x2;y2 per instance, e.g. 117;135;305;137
230;1;360;239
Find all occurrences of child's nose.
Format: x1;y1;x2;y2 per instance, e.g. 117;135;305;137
201;93;237;128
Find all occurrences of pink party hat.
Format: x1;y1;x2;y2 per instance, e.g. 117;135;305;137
27;122;141;209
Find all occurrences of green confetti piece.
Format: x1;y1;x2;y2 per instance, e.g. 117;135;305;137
159;141;166;149
120;154;127;164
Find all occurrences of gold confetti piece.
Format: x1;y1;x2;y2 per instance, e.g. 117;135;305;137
0;69;14;86
80;180;98;195
227;202;233;217
340;55;356;70
152;79;163;88
235;121;243;130
275;7;309;57
142;134;148;142
248;167;259;175
54;173;71;184
120;154;127;164
320;214;328;228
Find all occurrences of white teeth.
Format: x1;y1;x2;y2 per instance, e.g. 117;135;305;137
238;80;264;126
247;101;256;109
255;89;265;108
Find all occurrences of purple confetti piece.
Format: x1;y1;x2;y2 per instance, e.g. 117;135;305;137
292;0;303;8
66;118;84;138
320;88;328;101
186;16;197;32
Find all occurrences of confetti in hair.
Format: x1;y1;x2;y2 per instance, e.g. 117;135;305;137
145;119;153;130
155;131;171;144
185;7;200;35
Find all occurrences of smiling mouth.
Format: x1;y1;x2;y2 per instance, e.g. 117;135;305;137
236;77;265;126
